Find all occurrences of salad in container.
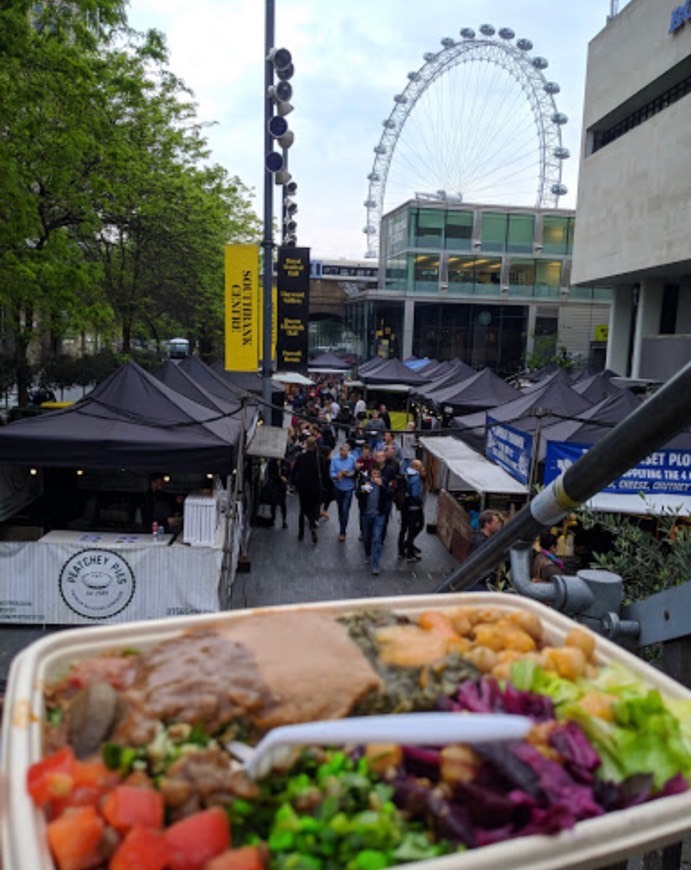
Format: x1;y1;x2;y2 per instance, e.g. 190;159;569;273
3;592;691;870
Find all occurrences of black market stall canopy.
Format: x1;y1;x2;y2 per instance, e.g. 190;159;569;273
209;362;286;426
425;367;520;414
452;377;593;454
572;371;625;404
307;351;351;373
210;363;284;397
359;358;429;387
154;361;243;415
412;360;477;401
357;356;389;376
0;361;244;473
527;389;643;464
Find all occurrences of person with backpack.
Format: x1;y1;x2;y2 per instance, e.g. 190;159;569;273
397;459;426;561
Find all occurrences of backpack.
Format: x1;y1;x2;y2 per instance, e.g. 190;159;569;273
391;473;408;510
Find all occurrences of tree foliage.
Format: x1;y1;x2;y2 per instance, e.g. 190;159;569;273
578;505;691;603
0;1;260;401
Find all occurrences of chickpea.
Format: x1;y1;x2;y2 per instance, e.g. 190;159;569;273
564;628;596;662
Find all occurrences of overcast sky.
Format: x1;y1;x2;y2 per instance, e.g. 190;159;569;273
125;0;629;261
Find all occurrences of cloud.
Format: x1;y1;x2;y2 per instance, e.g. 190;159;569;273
127;0;628;259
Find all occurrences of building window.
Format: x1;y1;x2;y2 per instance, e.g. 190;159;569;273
383;209;410;257
535;260;562;298
474;257;502;295
413;208;444;247
542;215;574;256
413;254;439;293
447;256;475;293
507;214;535;253
445;211;473;251
590;62;691;154
508;259;536;296
384;256;408;291
481;212;507;252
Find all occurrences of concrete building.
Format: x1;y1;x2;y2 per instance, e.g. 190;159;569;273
343;200;611;373
571;0;691;381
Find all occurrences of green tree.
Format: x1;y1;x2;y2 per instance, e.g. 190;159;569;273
0;2;260;398
0;0;128;402
579;505;691;603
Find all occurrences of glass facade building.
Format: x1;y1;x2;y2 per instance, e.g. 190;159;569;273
344;201;611;373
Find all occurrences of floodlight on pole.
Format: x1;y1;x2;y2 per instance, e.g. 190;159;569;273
274;169;292;186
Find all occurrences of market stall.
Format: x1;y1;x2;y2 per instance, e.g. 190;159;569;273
0;361;248;625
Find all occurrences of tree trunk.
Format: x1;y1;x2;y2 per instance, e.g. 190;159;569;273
12;309;33;406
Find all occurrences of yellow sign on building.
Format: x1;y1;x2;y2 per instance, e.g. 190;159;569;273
594;324;609;342
224;245;260;371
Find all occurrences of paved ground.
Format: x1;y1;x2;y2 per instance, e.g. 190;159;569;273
230;490;457;609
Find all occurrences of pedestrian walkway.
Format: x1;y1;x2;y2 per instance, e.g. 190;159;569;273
230;490;458;609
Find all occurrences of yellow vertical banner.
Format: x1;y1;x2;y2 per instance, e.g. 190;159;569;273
224;244;260;372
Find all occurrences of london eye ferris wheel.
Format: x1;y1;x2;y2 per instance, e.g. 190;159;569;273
363;24;570;258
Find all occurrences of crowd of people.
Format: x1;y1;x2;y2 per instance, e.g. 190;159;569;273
260;377;567;587
259;378;427;575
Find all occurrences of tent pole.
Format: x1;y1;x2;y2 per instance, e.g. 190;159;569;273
220;396;247;608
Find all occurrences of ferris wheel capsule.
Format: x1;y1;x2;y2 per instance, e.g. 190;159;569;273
498;28;515;40
479;24;495;36
460;27;475;39
553;146;570;159
516;38;533;50
544;81;560;94
551;183;568;196
532;56;549;69
551;112;568;125
423;52;437;61
441;37;455;48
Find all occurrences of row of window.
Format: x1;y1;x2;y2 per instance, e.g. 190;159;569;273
343;301;529;373
383;254;610;301
384;208;576;256
591;66;691;153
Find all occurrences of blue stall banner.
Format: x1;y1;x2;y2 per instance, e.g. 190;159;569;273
486;417;533;484
544;442;691;496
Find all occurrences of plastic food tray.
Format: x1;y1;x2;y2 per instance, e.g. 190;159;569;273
3;593;691;870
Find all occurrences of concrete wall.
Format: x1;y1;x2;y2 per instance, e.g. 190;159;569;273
572;0;691;286
640;335;691;381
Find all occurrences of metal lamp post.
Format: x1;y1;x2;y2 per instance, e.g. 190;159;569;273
261;0;276;411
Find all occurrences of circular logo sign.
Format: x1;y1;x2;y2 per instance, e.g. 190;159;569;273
59;549;135;620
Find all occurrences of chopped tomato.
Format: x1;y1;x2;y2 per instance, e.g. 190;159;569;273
46;805;105;870
27;747;76;807
73;758;120;790
102;784;164;834
31;752;121;820
109;825;170;870
164;807;231;870
204;845;266;870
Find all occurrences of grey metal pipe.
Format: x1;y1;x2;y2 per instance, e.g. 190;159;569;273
509;541;558;604
435;361;691;593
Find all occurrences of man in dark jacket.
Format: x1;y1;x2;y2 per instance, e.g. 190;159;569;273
292;436;322;543
360;467;391;575
466;509;503;590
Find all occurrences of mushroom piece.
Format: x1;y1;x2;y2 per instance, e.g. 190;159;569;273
67;680;121;758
